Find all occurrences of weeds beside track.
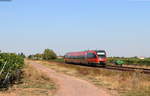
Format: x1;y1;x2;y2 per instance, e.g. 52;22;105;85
101;65;150;74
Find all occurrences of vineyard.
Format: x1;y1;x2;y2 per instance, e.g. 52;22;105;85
0;52;24;88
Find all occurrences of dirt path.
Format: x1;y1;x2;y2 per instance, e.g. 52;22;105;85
28;60;111;96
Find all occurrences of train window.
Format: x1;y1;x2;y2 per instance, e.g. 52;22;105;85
87;53;96;58
77;56;80;59
98;55;106;58
72;56;75;59
81;55;85;59
75;56;78;59
64;55;67;58
80;55;84;59
98;54;106;57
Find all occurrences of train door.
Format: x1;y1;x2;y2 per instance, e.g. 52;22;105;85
87;52;98;64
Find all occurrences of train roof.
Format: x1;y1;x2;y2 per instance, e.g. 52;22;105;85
66;50;106;55
94;50;106;52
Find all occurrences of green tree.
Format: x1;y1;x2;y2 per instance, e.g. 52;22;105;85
28;55;33;59
34;53;43;60
43;49;57;60
18;52;26;58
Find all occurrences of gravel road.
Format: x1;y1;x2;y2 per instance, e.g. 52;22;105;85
28;60;111;96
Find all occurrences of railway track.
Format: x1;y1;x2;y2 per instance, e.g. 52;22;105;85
99;65;150;74
50;61;150;74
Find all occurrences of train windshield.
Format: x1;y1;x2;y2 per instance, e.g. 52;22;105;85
96;51;106;58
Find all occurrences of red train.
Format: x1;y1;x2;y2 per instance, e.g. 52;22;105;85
64;50;107;66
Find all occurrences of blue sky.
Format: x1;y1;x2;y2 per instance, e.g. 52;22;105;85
0;0;150;57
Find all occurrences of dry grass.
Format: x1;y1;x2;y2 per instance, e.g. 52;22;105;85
37;60;150;96
124;64;150;69
0;62;56;96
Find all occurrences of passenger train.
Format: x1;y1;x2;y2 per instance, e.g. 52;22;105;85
64;50;107;66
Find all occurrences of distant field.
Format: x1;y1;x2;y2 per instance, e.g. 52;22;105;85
107;57;150;67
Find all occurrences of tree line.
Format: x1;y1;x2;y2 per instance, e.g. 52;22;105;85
28;49;57;60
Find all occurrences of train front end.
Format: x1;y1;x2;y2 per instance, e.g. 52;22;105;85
95;50;107;66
